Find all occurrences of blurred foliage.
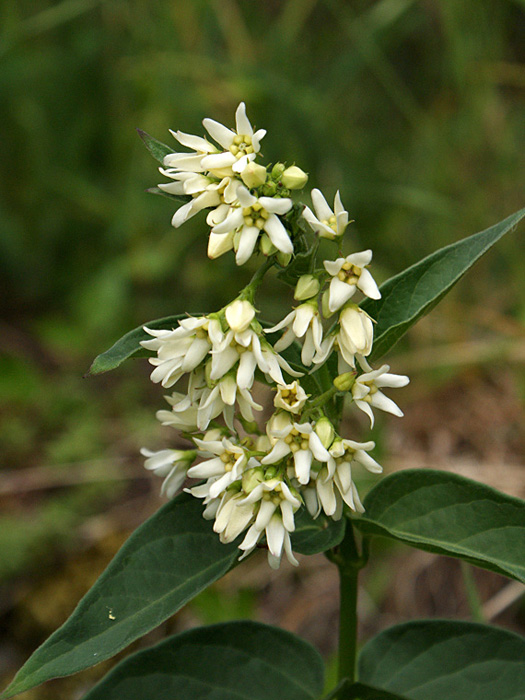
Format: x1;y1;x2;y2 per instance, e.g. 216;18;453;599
0;1;524;695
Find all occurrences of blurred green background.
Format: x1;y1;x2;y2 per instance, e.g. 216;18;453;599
1;0;524;697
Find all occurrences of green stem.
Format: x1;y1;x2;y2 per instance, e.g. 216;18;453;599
240;258;274;302
461;561;486;623
333;520;364;683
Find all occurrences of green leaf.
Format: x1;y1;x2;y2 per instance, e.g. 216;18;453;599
292;507;346;555
137;129;174;164
1;493;238;699
323;679;408;700
359;620;525;699
354;469;525;583
361;207;525;361
87;314;188;375
81;621;325;700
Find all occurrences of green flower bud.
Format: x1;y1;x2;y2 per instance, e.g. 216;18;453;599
242;467;265;493
315;416;335;449
271;162;286;179
240;162;267;189
294;274;320;301
321;290;334;318
281;165;308;190
276;251;292;267
333;372;356;392
259;233;277;256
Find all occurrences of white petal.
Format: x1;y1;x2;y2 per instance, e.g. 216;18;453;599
311;188;333;221
202;117;235;149
236;226;260;266
211;207;244;234
357;268;381;300
258;197;293;215
294;449;312;484
264;214;293;254
235;102;253;136
329;277;355;313
292;304;314;338
237;351;257;389
309;432;330;462
187;457;224;478
266;516;285;558
200;152;237;171
236;185;257;207
262;440;291;464
324;258;345;276
370;391;404;417
172;130;216;153
210;346;238;380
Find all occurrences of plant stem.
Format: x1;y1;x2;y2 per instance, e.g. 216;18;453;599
335;520;363;683
241;258;274;302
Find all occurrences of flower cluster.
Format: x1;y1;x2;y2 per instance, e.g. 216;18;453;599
141;103;409;568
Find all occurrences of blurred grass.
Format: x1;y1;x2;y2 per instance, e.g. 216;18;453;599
0;1;524;695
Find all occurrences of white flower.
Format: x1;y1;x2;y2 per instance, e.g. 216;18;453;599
213;490;257;543
188;436;252;500
274;381;309;414
237;477;301;569
302;189;349;240
324;251;381;313
210;325;301;390
200;102;266;175
161;175;240;229
141;447;196;498
162;130;219;174
325;438;382;514
197;375;263;431
211;185;293;265
266;301;323;366
262;420;330;485
338;306;374;366
141;317;219;388
351;356;409;427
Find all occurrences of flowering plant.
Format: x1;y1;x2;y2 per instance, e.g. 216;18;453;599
4;104;525;700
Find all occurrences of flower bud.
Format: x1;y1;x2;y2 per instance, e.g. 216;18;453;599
333;372;356;392
225;299;255;333
271;162;286;179
242;466;265;493
294;274;320;301
259;233;277;256
281;165;308;190
321;290;334;318
276;251;292;267
315;417;335;449
240;162;267;189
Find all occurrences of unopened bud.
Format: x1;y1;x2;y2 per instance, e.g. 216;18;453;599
242;467;264;493
264;466;279;480
241;162;267;189
315;416;335;449
333;372;356;392
259;233;277;256
271;163;286;179
294;274;320;301
225;299;255;333
281;165;308;190
321;290;334;318
276;251;292;267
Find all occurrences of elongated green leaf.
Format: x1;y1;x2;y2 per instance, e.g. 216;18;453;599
137;129;174;164
359;620;525;699
82;621;325;700
88;314;188;375
292;507;346;555
354;469;525;582
1;493;238;699
361;207;525;361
